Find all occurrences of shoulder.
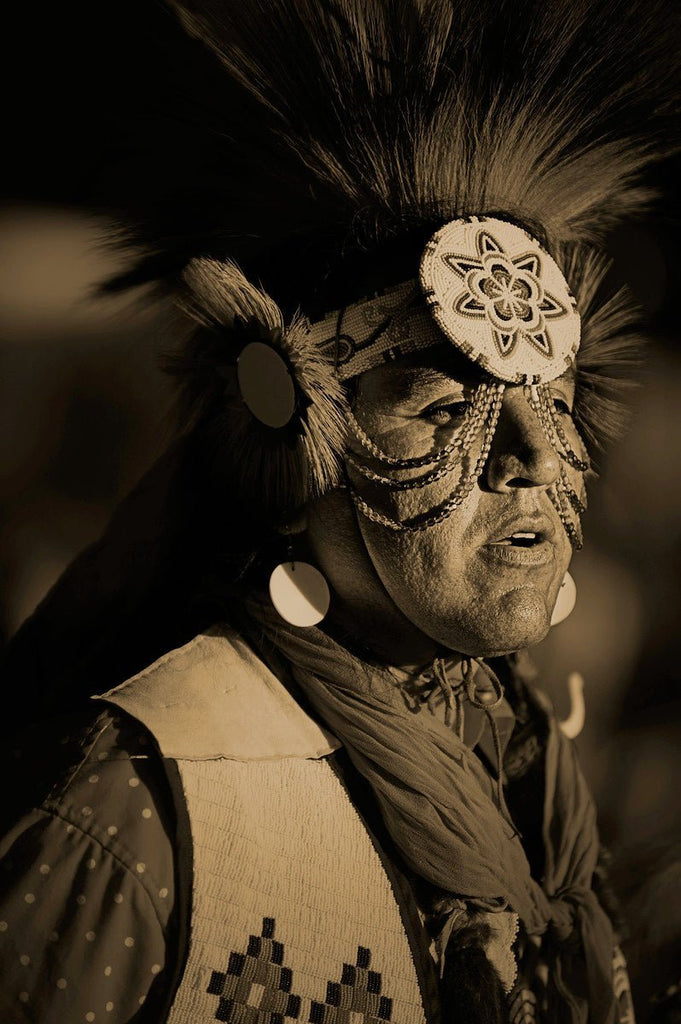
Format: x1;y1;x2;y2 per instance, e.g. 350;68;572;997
0;706;177;1022
97;625;340;760
4;705;176;927
52;708;176;906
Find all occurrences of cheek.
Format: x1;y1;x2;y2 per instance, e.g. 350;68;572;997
356;490;478;634
347;444;478;532
357;488;573;656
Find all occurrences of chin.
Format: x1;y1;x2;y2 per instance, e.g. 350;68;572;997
442;585;553;658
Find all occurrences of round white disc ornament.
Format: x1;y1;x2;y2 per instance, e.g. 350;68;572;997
237;341;296;428
550;571;577;626
419;217;580;384
269;562;331;627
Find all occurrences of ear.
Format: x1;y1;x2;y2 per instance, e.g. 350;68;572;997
276;511;309;537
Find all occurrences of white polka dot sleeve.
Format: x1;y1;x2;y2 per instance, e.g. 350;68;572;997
0;711;177;1024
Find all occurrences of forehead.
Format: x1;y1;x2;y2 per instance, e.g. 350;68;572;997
354;345;576;407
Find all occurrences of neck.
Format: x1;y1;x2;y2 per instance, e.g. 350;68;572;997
320;591;442;670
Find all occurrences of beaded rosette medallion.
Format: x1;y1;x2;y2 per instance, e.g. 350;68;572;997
419;218;580;385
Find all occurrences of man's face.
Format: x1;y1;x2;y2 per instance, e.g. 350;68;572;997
307;346;583;659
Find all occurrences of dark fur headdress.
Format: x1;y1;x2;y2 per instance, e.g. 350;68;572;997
104;0;680;521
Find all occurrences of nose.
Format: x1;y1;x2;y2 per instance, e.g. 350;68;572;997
484;386;560;491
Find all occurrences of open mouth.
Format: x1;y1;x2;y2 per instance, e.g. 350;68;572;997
482;528;554;566
494;531;543;547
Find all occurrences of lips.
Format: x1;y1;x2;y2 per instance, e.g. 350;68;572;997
481;512;558;566
486;512;557;546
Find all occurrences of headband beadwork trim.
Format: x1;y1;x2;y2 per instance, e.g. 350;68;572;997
305;217;580;385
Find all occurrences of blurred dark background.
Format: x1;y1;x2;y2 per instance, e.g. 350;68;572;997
1;1;680;1014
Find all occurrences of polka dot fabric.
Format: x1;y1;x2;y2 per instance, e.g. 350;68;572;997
0;710;176;1023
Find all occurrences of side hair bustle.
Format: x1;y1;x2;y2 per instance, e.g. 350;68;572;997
168;258;349;521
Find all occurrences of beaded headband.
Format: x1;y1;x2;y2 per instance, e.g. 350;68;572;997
305;218;581;384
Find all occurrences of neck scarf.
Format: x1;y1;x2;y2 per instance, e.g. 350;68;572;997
244;599;616;1024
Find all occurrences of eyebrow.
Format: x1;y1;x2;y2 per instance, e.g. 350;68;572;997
381;360;576;406
386;366;476;406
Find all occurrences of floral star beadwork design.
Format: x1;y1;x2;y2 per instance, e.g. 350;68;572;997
443;230;567;361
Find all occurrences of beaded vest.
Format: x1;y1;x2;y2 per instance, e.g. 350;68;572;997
100;628;437;1024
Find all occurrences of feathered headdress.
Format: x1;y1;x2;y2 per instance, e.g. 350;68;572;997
102;0;680;530
6;0;678;717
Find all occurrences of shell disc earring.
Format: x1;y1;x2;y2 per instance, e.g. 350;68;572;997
268;517;330;627
269;561;330;627
550;571;577;626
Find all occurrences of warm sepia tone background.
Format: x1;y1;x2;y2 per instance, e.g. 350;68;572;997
2;1;680;1012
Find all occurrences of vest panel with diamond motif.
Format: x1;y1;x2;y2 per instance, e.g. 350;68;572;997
97;628;436;1024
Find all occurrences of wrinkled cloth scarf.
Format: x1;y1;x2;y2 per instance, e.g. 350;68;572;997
244;600;616;1024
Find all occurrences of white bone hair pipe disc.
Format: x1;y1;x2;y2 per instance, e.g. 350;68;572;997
269;562;331;627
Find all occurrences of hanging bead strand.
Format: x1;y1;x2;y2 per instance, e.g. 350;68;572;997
345;384;490;490
525;384;590;473
345;381;492;469
548;468;585;549
350;383;505;531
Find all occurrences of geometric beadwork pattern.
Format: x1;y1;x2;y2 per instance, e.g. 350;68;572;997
309;946;393;1024
309;280;437;382
207;918;302;1024
207;921;393;1024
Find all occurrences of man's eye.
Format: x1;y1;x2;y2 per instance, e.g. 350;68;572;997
552;396;573;415
423;401;470;425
